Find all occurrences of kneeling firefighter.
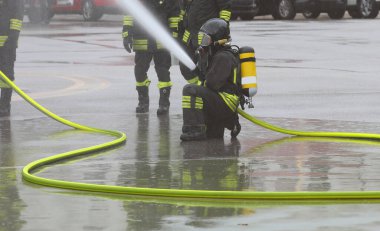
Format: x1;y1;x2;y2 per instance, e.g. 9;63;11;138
180;18;258;141
181;18;239;141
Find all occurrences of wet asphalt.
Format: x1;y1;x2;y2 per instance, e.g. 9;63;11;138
1;14;380;230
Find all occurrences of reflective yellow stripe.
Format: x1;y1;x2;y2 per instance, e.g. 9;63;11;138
195;97;203;109
0;36;8;47
123;16;133;26
172;32;178;38
182;96;203;109
158;81;173;89
133;40;148;44
187;76;199;84
233;68;237;84
136;79;151;87
182;96;191;109
169;17;179;28
157;42;164;49
182;96;191;101
122;31;129;38
10;19;22;31
219;10;231;21
198;33;203;46
182;30;190;43
133;40;148;50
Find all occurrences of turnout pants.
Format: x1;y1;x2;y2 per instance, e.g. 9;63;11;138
134;50;171;84
182;84;237;138
0;47;16;109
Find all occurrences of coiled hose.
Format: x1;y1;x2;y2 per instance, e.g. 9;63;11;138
2;70;380;200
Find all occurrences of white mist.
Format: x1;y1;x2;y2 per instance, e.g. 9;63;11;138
117;0;196;70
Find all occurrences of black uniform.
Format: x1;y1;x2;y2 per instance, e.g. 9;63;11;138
179;0;232;84
122;0;179;114
0;0;23;116
181;46;240;139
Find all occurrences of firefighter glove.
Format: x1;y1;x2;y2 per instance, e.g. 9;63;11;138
123;36;133;53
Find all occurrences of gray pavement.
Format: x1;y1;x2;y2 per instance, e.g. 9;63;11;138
1;14;380;230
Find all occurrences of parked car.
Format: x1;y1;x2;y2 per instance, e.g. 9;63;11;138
301;0;347;19
346;0;379;18
252;0;347;20
24;0;121;24
231;0;260;20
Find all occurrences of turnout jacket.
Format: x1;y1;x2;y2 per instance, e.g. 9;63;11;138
122;0;180;52
0;0;23;48
180;0;232;47
205;47;240;112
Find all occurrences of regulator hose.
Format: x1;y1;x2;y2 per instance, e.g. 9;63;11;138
2;70;380;200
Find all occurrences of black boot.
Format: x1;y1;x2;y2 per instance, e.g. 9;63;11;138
136;86;149;113
0;88;12;117
157;87;171;115
180;125;207;141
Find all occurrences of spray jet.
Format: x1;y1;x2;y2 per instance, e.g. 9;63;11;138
117;0;196;71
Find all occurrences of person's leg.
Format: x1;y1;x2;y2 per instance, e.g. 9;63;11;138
0;48;15;117
134;52;153;113
153;50;172;115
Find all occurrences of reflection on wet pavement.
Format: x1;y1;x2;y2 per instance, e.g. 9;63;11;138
2;16;380;230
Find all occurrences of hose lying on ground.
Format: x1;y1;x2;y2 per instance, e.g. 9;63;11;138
2;70;380;200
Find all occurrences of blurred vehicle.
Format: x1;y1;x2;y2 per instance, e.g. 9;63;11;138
346;0;379;18
301;0;347;19
24;0;51;24
231;0;259;20
24;0;121;23
249;0;346;20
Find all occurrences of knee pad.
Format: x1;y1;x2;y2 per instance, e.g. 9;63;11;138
183;84;198;96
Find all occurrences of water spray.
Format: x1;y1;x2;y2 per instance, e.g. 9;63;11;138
117;0;196;70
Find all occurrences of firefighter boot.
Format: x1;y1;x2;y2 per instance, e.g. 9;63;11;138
157;87;171;115
180;125;207;141
136;86;149;113
0;89;12;117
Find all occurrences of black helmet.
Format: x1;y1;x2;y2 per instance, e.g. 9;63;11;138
198;18;230;47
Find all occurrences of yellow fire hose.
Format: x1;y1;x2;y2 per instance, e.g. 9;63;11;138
2;70;380;200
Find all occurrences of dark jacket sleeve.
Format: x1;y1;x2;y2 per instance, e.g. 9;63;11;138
206;51;233;91
166;0;180;38
9;0;24;21
216;0;232;21
122;15;134;38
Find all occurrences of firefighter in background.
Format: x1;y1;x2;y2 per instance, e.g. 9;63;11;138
122;0;180;115
178;0;232;84
181;18;240;141
0;0;23;117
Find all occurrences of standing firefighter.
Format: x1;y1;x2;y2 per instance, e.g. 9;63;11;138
0;0;23;117
181;18;241;141
179;0;232;84
122;0;180;115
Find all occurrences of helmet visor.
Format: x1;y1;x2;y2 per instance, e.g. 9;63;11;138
198;32;212;47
